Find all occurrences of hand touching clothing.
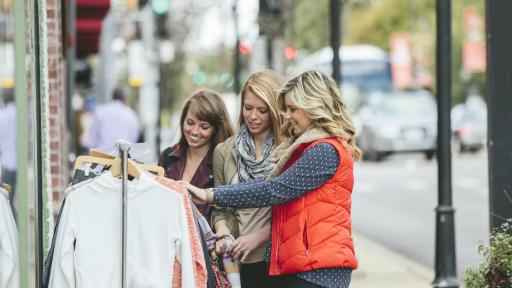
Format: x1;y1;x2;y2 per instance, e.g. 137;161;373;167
177;181;210;205
178;181;271;264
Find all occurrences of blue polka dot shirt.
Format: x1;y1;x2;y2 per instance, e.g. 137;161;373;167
214;143;352;288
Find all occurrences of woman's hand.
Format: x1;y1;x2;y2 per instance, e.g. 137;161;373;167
177;181;210;205
214;225;231;254
229;226;270;263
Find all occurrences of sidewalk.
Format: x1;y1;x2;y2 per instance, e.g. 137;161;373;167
351;232;434;288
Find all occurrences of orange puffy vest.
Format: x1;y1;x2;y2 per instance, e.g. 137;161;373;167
269;138;358;275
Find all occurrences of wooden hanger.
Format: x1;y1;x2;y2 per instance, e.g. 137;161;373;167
75;154;164;176
89;150;115;159
0;183;11;192
74;155;116;170
108;157;142;179
90;150;164;176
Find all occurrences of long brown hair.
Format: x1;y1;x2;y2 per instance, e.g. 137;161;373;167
238;70;284;144
178;89;235;150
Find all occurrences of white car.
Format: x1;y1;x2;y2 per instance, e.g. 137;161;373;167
356;90;437;161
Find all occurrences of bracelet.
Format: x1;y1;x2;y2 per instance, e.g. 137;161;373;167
205;188;215;203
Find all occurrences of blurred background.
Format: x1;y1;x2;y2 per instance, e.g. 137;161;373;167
0;0;491;286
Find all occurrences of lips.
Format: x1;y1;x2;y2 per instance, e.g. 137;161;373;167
188;134;201;143
248;123;260;129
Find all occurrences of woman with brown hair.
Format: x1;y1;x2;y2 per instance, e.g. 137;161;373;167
158;89;234;220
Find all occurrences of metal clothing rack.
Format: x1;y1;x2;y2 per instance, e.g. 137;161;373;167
116;140;131;288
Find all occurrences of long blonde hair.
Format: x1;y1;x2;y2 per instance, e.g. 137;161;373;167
238;70;284;144
278;70;362;160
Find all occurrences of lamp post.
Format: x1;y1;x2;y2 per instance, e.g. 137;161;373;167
330;0;341;85
432;0;458;287
233;0;240;95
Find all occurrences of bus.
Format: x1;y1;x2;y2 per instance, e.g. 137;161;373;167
289;44;394;113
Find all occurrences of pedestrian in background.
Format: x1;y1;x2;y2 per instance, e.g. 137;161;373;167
0;88;17;218
89;87;140;149
183;70;361;288
158;89;234;221
211;70;283;288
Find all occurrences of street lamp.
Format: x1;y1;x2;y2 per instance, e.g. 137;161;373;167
432;0;459;287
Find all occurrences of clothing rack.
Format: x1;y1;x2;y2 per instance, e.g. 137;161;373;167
116;140;131;288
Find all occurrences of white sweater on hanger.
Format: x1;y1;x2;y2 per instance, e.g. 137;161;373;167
0;188;19;288
48;171;195;288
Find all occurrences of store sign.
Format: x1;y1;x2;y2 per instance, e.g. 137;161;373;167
463;7;486;73
390;32;413;89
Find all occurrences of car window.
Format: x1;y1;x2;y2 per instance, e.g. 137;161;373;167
380;96;436;116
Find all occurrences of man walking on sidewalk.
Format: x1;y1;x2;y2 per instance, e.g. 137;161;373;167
89;87;140;149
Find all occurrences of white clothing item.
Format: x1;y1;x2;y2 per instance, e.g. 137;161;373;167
48;172;194;288
89;100;140;149
0;187;19;288
0;103;17;169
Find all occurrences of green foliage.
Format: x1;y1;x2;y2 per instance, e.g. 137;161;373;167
347;0;435;50
289;0;330;51
464;220;512;288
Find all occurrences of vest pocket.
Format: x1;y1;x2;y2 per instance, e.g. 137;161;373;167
303;220;309;256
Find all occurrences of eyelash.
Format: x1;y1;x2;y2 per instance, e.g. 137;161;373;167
245;106;267;113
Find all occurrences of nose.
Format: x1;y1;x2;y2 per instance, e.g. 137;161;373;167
249;109;258;120
191;125;200;135
284;109;291;120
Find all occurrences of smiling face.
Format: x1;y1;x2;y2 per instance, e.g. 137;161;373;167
242;90;272;138
284;92;313;136
182;110;214;149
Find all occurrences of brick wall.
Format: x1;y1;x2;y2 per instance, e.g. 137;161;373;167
47;0;69;203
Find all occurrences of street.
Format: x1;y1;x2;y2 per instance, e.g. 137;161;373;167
352;150;489;282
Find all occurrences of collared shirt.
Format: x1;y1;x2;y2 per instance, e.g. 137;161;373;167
89;100;140;149
158;144;214;220
0;103;16;170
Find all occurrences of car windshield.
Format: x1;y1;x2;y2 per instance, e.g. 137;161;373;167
319;60;393;94
379;95;435;116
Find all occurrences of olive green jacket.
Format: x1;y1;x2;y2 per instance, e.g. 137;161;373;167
211;135;272;263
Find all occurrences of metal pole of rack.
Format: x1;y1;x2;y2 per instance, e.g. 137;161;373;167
117;140;131;288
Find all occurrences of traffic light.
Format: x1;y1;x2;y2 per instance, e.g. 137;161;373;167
152;0;170;15
284;46;297;60
238;42;252;55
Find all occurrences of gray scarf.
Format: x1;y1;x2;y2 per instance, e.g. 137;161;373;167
235;123;275;182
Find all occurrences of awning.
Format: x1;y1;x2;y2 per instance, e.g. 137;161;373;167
76;0;110;58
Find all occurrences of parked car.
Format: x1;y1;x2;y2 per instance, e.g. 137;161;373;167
355;90;437;161
451;95;487;153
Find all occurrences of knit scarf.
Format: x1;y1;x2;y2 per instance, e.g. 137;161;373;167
235;123;276;182
268;126;331;179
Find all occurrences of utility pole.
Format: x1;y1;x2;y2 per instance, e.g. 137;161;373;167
486;0;512;230
233;1;241;95
330;0;341;85
432;0;458;287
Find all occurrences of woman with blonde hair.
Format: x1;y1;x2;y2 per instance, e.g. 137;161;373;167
183;70;360;287
211;70;283;287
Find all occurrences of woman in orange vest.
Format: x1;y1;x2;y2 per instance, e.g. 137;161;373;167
183;70;361;288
